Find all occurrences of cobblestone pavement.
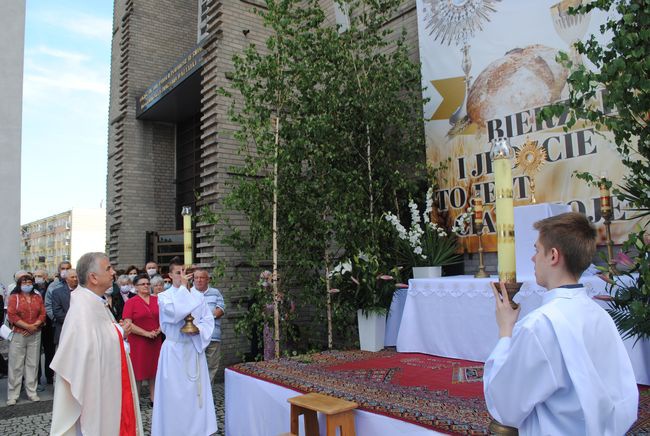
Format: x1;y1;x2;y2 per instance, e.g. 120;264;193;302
0;341;225;435
0;380;226;436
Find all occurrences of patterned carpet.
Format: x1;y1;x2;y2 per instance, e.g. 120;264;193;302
231;350;491;435
230;350;650;436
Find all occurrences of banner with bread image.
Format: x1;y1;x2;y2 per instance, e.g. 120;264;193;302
416;0;638;253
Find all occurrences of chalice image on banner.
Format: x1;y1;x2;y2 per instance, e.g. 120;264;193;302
550;0;592;67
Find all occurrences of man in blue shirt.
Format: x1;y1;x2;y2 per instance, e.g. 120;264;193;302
191;268;225;383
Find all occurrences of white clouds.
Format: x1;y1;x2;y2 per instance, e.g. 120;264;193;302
23;45;107;96
20;6;112;225
40;12;112;43
59;14;112;42
33;46;90;63
24;72;107;95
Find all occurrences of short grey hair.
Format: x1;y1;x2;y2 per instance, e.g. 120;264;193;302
150;275;164;287
116;274;132;286
77;252;108;287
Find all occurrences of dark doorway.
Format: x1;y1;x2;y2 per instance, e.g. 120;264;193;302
175;114;202;229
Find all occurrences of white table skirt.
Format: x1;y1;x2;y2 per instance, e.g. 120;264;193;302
224;368;446;436
395;275;650;385
385;288;407;347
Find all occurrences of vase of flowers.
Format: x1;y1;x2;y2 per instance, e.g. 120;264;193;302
385;187;472;278
330;251;402;351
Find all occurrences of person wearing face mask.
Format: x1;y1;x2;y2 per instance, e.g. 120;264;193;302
51;269;79;349
110;274;135;322
162;274;172;290
45;261;72;321
126;265;140;282
145;261;160;279
33;269;55;387
6;274;46;405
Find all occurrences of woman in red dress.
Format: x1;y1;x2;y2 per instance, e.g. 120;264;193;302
123;273;162;405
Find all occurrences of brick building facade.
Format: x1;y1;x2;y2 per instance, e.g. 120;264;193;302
106;0;493;375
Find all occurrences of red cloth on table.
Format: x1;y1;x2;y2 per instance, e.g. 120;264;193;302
122;295;162;381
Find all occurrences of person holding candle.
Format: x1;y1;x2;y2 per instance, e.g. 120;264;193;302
483;212;638;434
151;256;217;436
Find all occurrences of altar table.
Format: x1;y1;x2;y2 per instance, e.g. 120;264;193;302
224;369;445;436
395;275;650;385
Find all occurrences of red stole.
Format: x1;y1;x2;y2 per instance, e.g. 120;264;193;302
114;326;137;436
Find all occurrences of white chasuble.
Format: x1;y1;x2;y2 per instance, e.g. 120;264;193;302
50;287;143;436
152;285;217;436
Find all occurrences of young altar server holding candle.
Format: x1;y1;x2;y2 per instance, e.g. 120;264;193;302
484;212;638;435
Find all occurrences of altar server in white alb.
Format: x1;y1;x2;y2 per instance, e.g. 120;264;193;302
151;257;217;436
484;212;638;435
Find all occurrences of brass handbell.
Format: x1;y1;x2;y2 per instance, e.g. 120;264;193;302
181;314;200;335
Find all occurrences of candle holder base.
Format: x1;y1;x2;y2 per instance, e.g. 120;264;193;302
493;281;523;310
180;314;200;335
474;269;490;278
489;419;518;435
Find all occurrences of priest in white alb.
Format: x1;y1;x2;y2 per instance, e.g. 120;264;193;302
152;257;217;436
50;252;143;436
484;212;638;435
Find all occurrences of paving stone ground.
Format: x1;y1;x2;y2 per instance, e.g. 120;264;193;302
0;341;225;435
0;382;225;436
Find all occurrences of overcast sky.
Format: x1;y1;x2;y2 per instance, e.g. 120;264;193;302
21;0;112;224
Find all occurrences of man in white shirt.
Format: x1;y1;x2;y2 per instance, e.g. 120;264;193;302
190;268;225;383
484;212;638;435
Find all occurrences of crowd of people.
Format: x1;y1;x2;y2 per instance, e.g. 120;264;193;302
1;212;640;435
0;255;225;435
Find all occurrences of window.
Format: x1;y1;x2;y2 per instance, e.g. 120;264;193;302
198;0;209;42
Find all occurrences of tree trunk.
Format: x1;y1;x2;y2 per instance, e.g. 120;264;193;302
273;116;281;359
325;250;333;349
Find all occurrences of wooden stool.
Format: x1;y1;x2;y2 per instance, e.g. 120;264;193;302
287;392;358;436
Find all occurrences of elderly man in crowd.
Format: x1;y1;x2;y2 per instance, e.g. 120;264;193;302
45;261;72;321
51;269;78;349
50;252;142;435
191;268;225;383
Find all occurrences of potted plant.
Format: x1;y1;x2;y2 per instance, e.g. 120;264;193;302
330;251;401;351
597;231;650;341
384;187;471;278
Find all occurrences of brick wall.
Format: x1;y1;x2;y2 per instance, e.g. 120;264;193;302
107;0;198;269
107;0;500;380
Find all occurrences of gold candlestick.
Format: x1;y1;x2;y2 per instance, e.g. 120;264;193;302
180;206;199;336
472;192;489;278
599;177;617;276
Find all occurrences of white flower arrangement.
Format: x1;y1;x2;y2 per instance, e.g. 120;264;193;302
385;188;465;267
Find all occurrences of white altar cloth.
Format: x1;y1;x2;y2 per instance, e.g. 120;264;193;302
224;368;444;436
395;275;650;385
